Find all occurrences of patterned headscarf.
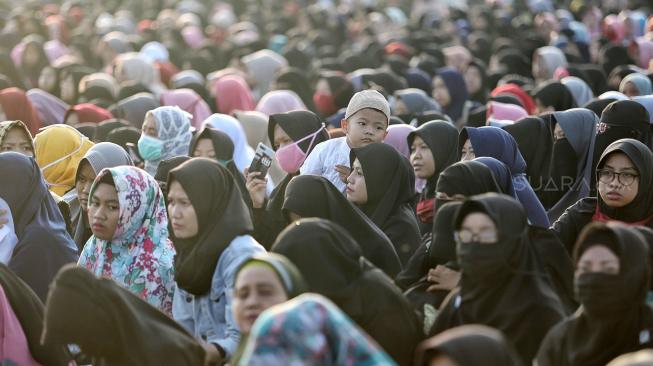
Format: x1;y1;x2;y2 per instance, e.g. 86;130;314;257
143;106;192;176
78;166;175;315
238;294;396;366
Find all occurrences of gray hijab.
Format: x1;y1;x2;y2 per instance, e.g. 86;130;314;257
72;142;133;250
547;108;598;222
114;92;160;128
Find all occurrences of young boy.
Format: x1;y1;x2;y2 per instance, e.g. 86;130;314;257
301;89;390;191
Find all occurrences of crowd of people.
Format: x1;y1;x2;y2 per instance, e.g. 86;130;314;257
2;0;653;365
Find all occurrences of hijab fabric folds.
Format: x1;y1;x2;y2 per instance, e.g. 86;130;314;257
160;88;212;129
203;113;256;173
0;263;69;365
537;222;653;366
461;127;550;227
143;106;192;177
238;293;397;366
34;124;94;196
432;194;565;364
282;175;402;277
212;75;256;115
72;142;133;249
78;166;175;314
26;89;69;126
547;108;598;222
0;88;42;135
271;219;420;365
42;265;205;366
168;158;254;296
0;152;78;301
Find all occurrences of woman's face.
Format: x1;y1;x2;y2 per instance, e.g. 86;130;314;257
88;182;120;241
39;67;57;92
193;138;216;159
393;99;409;115
167;180;199;239
60;74;76;103
597;152;639;208
273;124;293;150
464;66;482;94
576;245;620;276
76;161;96;213
432;76;451;107
410;136;436;179
141;113;159;138
232;265;288;334
1;127;33;157
458;212;498;244
346;158;368;205
460;139;475;161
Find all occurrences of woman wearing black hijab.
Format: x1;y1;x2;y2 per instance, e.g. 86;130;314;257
271;218;422;366
416;325;523;366
503;116;554;197
0;153;78;301
282;175;402;277
432;193;565;364
166;158;265;361
553;139;653;253
245;110;329;248
533;81;577;113
583;97;616;118
408;121;459;234
0;263;70;365
397;161;502;294
537;222;653;366
189;127;253;210
348;143;421;264
591;101;652;192
41;265;206;366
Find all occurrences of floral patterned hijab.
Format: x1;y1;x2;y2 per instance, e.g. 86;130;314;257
78;165;175;315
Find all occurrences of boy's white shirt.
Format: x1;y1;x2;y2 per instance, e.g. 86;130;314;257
299;136;351;192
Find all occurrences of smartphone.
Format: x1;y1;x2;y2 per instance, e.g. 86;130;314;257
249;142;275;178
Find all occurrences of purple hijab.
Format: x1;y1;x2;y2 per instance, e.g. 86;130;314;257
26;89;69;126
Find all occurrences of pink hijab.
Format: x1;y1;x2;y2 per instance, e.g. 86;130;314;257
0;285;40;365
255;90;307;116
633;38;653;69
160;88;212;129
212;75;255;115
383;124;415;159
487;101;529;123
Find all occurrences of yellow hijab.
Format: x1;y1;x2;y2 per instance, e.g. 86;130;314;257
34;125;94;196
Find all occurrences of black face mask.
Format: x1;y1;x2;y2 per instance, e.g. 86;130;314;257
395;113;414;124
575;272;628;319
457;242;510;284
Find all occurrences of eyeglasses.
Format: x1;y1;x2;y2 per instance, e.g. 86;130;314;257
596;169;639;186
454;229;498;244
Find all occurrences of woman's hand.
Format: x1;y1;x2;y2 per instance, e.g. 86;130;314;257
244;168;267;209
426;265;461;292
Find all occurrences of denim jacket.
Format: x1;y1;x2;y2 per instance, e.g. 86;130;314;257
172;235;265;357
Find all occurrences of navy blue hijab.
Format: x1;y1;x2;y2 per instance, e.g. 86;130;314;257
460;127;550;227
437;67;468;122
0;152;78;300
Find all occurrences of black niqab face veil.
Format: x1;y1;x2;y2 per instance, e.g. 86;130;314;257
547;222;653;366
433;193;564;364
167;158;253;296
350;143;415;227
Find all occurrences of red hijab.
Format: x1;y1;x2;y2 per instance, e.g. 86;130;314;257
0;88;42;135
65;103;113;124
490;84;536;115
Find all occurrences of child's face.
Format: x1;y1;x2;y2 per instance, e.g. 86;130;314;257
342;108;388;148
